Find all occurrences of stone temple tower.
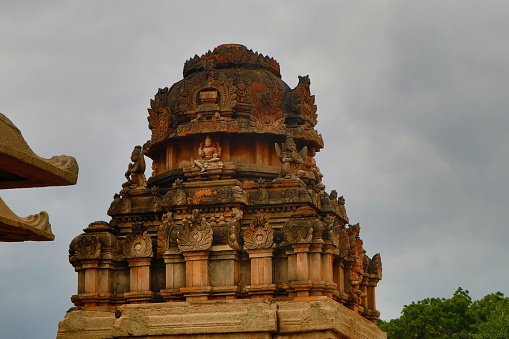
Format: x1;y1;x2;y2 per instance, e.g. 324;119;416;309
58;44;385;338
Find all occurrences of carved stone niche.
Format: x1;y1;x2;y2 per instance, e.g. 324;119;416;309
68;221;120;307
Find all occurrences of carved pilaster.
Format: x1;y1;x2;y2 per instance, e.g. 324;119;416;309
123;222;154;303
245;248;276;298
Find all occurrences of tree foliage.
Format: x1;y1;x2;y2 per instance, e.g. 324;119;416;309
379;288;509;338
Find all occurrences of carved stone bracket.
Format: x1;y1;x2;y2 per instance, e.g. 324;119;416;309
123;222;153;258
243;213;273;250
177;209;213;252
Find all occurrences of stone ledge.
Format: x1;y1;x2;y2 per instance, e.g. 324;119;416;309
57;297;385;339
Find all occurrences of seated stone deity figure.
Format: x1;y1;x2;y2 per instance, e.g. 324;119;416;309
275;136;307;179
193;135;223;173
124;145;146;188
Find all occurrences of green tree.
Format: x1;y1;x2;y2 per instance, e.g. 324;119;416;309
379;288;509;338
379;288;472;338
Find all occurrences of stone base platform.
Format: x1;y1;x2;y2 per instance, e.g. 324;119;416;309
57;297;386;339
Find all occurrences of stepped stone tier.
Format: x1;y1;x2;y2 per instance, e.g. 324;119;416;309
58;44;385;339
0;113;78;241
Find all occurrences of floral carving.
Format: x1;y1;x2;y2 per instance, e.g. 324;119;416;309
164;187;187;206
157;212;178;256
282;208;315;245
75;235;101;259
226;207;243;250
250;88;285;134
148;87;173;143
177;209;213;252
124;222;153;258
288;75;318;126
243;213;273;250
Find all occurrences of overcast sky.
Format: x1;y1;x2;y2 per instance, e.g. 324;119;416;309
1;1;509;338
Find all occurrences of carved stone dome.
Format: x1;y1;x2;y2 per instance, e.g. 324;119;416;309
145;44;323;185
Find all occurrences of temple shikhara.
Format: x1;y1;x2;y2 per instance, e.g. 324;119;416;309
58;44;385;338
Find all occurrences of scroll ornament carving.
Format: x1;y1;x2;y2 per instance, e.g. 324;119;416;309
74;235;101;260
243;213;273;250
157;212;178;256
177;209;213;252
108;193;132;214
282;217;313;245
226;207;243;250
250;88;285;134
124;222;153;258
289;75;318;126
249;178;269;204
164;188;187;206
148;87;172;143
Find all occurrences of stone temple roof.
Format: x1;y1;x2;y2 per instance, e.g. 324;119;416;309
0;113;78;241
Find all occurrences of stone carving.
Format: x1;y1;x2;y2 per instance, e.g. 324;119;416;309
370;253;382;280
338;195;349;222
347;223;365;305
177;209;213;252
74;235;101;259
249;178;269;204
148;87;173;143
183;44;281;79
326;216;349;258
124;222;153;258
157;212;178;256
250;88;285;134
226;207;243;250
124;146;147;189
275;136;307;179
193;135;223;173
243;213;273;250
164;189;187;206
235;73;252;104
303;148;323;184
288;75;318;126
232;185;244;202
282;207;315;245
107;193;132;215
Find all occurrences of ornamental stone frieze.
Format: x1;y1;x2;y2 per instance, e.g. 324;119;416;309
59;44;385;339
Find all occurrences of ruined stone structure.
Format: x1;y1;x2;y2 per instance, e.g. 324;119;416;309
58;44;385;338
0;113;78;241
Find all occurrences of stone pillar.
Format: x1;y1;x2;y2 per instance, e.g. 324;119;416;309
181;250;212;301
246;248;276;298
160;248;185;301
209;245;240;299
177;209;213;301
123;222;154;303
69;222;119;307
322;243;337;298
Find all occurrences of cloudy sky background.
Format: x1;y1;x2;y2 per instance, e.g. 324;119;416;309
1;1;508;337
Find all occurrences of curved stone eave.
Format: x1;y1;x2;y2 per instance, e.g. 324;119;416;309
0;197;54;242
0;113;79;189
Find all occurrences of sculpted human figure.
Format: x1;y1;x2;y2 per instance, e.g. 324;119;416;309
193;135;222;173
275;136;307;179
304;148;323;183
125;145;146;188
